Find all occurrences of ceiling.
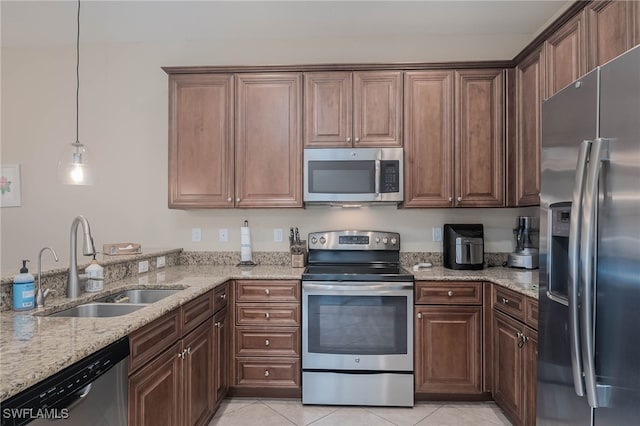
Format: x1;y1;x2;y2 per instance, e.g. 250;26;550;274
2;1;571;48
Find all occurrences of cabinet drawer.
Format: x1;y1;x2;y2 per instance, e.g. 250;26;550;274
236;280;300;302
129;309;181;374
214;282;229;313
182;290;214;335
236;303;300;326
415;281;483;305
236;327;300;357
525;297;538;330
235;357;300;388
493;286;525;321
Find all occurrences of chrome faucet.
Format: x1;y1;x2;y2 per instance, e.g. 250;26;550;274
36;247;59;308
67;215;97;298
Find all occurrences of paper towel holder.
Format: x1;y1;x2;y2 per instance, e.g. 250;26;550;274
237;220;257;267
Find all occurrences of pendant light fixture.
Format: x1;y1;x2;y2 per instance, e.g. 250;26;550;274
58;0;93;185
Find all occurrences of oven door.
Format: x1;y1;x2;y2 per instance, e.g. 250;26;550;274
302;281;413;372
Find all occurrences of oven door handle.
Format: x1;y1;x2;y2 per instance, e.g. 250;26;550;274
302;282;414;293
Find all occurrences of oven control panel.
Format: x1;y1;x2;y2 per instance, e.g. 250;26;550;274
308;230;400;250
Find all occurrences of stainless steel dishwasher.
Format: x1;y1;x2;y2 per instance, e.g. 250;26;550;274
1;337;129;426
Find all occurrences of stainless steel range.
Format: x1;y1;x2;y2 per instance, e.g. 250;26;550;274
301;230;414;407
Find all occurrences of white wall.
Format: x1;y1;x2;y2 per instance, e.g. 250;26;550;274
0;9;542;273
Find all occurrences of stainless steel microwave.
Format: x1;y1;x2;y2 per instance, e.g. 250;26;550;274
303;148;404;204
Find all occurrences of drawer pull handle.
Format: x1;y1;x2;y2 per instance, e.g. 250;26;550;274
265;312;270;319
264;370;270;377
265;339;270;346
447;291;454;297
502;298;509;305
265;289;270;295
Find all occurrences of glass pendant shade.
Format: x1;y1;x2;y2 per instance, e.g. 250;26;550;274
58;141;93;185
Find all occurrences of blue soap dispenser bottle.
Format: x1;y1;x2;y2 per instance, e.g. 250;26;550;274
13;260;35;311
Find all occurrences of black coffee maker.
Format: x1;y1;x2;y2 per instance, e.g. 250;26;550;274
443;224;484;270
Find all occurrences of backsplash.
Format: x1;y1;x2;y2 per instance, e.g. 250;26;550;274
0;249;509;311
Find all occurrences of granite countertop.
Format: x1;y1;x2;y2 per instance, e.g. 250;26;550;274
0;264;538;402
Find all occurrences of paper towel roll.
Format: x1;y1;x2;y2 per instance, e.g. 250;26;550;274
240;225;252;262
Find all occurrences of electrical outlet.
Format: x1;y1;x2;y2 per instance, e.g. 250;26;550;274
138;260;149;273
432;227;443;242
274;228;284;242
191;228;202;242
219;228;229;242
156;256;166;268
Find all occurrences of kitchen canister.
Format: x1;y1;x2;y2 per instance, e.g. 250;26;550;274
85;254;104;292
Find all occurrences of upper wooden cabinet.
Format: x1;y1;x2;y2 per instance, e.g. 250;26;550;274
587;0;637;70
168;74;234;209
511;46;544;207
403;71;454;207
235;73;303;208
545;10;587;98
304;71;402;147
455;69;505;207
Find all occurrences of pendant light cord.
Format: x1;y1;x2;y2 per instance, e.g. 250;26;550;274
75;0;80;145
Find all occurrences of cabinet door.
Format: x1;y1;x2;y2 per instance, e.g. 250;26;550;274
524;327;538;426
129;342;182;426
182;319;214;426
493;311;525;425
168;74;234;208
587;1;635;70
403;71;454;207
415;306;482;394
546;11;587;97
514;46;544;207
235;73;303;207
353;71;403;147
304;72;352;147
214;308;229;404
455;69;504;207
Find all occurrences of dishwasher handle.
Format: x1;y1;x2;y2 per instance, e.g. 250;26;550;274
55;383;93;413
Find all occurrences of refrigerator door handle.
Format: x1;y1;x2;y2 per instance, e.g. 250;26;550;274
567;139;592;397
580;137;609;408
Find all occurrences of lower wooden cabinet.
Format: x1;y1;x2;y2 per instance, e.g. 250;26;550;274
128;286;230;426
129;319;214;426
492;309;538;426
415;306;482;394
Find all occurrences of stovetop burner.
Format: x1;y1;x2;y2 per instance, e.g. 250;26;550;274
302;264;414;282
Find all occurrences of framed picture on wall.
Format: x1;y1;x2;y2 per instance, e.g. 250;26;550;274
1;164;22;207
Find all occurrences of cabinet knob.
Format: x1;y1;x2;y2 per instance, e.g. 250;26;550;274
346;137;351;143
186;347;191;355
265;339;270;346
215;321;221;328
227;197;232;203
265;288;270;295
417;313;423;319
502;298;509;305
264;370;270;377
355;137;360;143
457;196;462;202
447;290;454;297
448;197;453;203
236;197;240;203
265;312;270;319
220;293;226;300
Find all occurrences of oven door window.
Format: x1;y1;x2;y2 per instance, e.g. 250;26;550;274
307;295;407;355
308;161;375;194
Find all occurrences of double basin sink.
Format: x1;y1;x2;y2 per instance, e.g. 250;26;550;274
44;289;184;318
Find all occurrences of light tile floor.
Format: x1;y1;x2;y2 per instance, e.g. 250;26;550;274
209;398;513;426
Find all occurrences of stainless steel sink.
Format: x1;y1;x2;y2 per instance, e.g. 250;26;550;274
95;289;183;304
46;303;147;318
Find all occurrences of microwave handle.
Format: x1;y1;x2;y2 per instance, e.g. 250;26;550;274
374;160;381;195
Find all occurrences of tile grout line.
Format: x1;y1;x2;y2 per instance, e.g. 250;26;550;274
213;398;260;419
259;401;298;426
304;406;348;426
410;403;446;426
363;407;402;426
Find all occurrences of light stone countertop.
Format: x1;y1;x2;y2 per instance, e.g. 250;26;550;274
0;264;538;402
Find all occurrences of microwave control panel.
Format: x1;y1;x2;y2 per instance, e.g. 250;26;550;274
380;160;400;193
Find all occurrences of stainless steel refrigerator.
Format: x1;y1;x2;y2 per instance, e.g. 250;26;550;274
538;45;640;425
